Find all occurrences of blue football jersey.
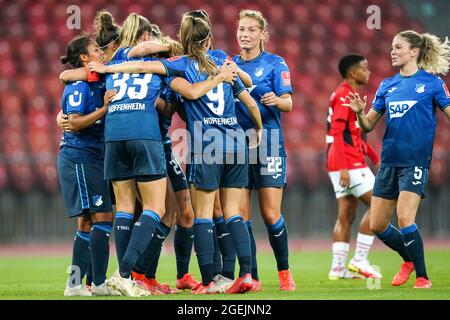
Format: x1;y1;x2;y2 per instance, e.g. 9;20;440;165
233;51;292;157
158;84;179;146
161;53;247;153
105;51;164;142
372;69;450;167
60;80;106;161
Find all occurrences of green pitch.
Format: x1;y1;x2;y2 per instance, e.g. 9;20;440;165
1;249;449;300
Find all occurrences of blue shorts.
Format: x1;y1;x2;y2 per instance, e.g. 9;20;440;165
105;140;166;180
165;144;188;192
372;165;429;199
248;155;287;189
186;151;248;190
57;155;112;218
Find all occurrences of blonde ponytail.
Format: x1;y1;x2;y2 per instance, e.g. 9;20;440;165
180;15;217;76
119;13;142;48
398;30;450;75
420;33;450;75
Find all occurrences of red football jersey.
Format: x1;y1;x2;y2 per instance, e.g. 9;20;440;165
326;82;373;171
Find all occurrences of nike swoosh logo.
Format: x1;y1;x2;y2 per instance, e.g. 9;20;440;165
217;233;230;239
274;229;285;238
404;240;415;247
272;174;281;179
156;235;166;240
412;181;422;185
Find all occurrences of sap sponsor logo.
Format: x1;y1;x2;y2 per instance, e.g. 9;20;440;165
415;84;426;93
388;101;417;118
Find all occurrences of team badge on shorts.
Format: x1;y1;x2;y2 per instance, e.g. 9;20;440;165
92;195;103;207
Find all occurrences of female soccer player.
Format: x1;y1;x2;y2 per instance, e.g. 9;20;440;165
100;13;240;296
326;54;381;280
58;34;117;296
343;30;450;288
232;9;295;291
90;12;263;294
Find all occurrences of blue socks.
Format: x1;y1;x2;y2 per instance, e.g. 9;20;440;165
90;222;112;286
401;224;427;279
376;224;412;262
144;222;171;278
266;216;290;271
86;259;93;286
246;220;259;280
225;215;251;278
214;216;236;280
69;231;91;288
114;212;134;265
193;219;214;285
174;225;194;279
212;224;223;277
119;210;160;278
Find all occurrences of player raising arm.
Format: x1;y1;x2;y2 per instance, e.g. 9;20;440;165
343;30;450;289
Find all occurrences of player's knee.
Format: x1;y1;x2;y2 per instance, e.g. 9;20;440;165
397;215;415;229
261;210;280;225
91;212;114;223
370;221;386;234
337;210;356;226
177;211;193;228
78;218;92;232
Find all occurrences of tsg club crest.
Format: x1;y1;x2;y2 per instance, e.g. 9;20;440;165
254;67;264;77
415;84;425;93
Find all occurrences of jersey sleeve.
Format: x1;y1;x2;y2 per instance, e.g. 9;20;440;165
332;87;351;122
108;47;132;64
433;77;450;111
371;80;387;114
272;57;293;96
232;77;247;97
161;84;180;106
65;82;90;115
209;49;230;61
161;56;188;78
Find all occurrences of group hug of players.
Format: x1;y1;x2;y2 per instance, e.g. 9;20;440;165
56;7;450;296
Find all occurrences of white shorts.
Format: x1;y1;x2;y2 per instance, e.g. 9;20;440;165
328;167;375;199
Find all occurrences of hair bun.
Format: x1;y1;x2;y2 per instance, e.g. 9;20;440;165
60;55;69;64
94;10;115;32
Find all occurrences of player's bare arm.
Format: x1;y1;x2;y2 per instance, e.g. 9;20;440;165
342;92;382;132
261;93;292;112
169;61;237;100
237;90;263;148
66;90;116;132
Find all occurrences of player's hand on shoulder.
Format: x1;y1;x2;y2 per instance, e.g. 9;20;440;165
260;92;279;106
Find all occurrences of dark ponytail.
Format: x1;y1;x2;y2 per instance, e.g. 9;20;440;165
60;34;93;68
94;10;121;49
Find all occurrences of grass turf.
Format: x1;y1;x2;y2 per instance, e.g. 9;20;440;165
0;249;449;300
